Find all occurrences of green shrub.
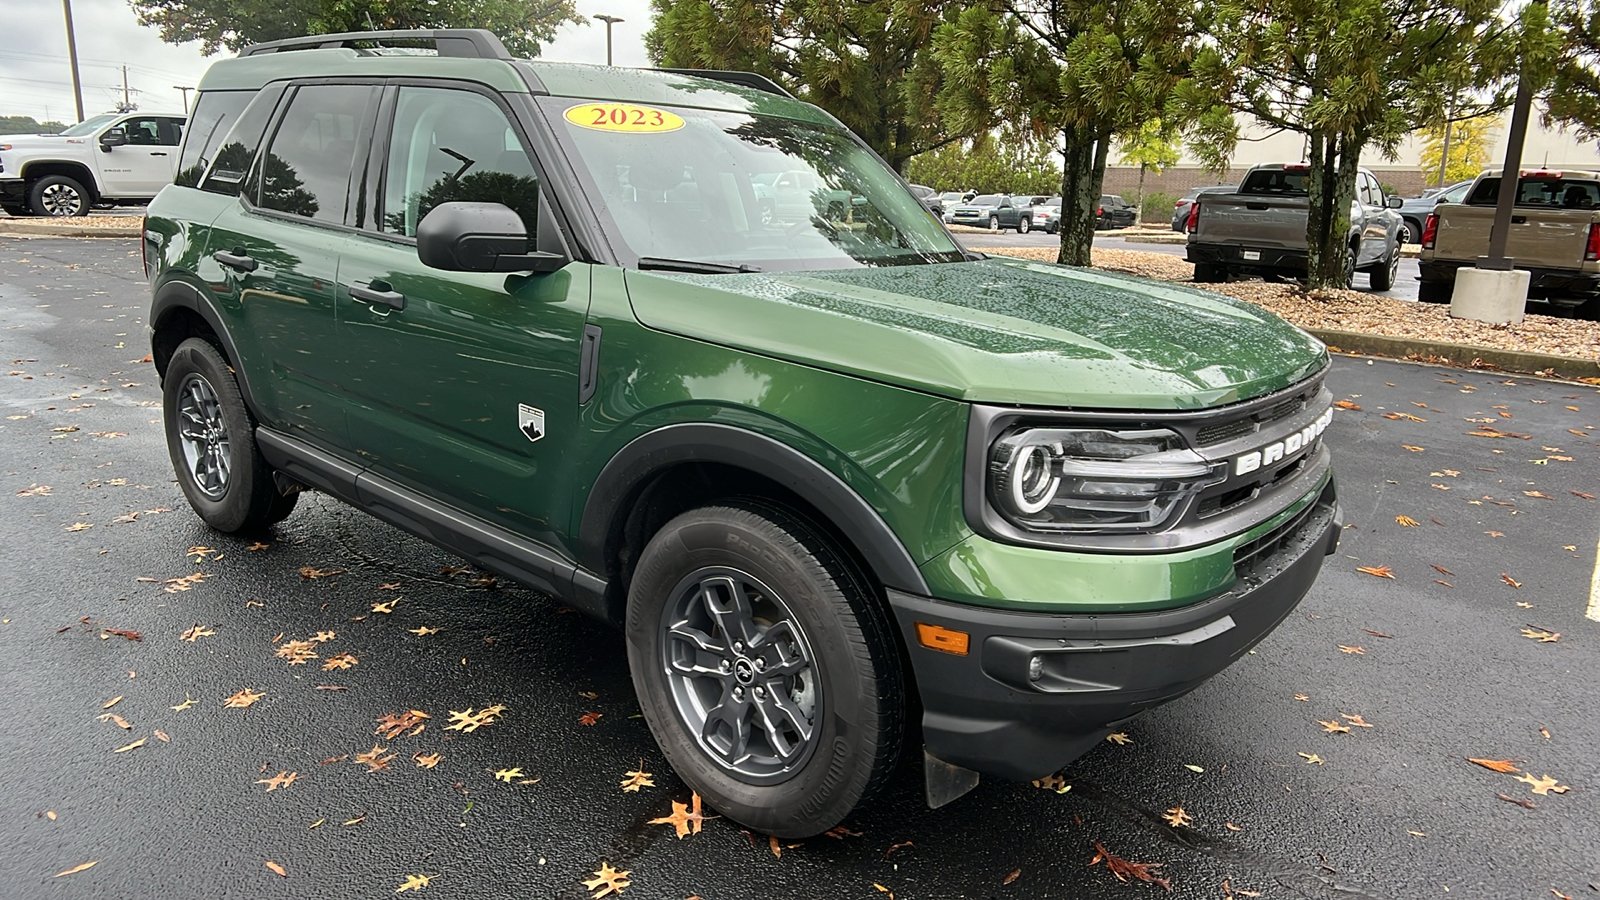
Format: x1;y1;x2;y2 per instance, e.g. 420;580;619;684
1141;191;1176;223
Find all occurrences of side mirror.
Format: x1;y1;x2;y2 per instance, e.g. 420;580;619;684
1385;195;1404;209
99;127;126;150
416;202;566;274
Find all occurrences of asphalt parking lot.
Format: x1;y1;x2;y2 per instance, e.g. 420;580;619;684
2;237;1597;899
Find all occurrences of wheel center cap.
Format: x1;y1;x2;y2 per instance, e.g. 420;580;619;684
733;658;755;684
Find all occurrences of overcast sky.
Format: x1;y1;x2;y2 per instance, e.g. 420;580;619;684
1;0;654;123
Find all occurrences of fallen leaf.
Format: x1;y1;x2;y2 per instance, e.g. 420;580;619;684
246;541;271;551
1485;531;1505;538
1032;774;1070;792
1514;773;1569;795
1501;574;1522;588
102;628;142;642
97;713;130;730
102;695;124;710
309;630;336;643
649;792;711;839
409;626;440;636
54;861;99;878
376;710;430;739
354;744;396;773
1468;758;1520;774
256;771;298;791
1361;628;1393;639
372;600;397;614
1087;841;1170;890
1293;693;1310;701
1318;719;1351;734
298;566;346;580
768;834;783;858
1572;491;1595;500
1298;752;1325;764
265;860;287;878
112;737;146;754
1394;515;1420;527
1105;732;1133;746
275;640;318;665
1334;399;1361;410
1521;627;1560;643
1540;727;1551;740
1355;565;1394;579
824;826;864;839
582;862;630;898
413;752;442;769
494;767;524;783
1183;763;1204;773
322;653;359;671
1384;413;1426;422
1523;490;1555;500
395;873;434;893
1162;807;1192;827
154;730;169;743
1338;645;1366;654
444;706;505;733
64;522;93;532
620;766;655;793
1340;714;1374;728
1003;868;1021;885
180;624;214;642
579;710;603;726
1496;792;1537;809
224;688;264;709
170;696;196;712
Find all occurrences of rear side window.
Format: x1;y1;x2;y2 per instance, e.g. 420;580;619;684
176;91;252;188
201;83;287;197
256;83;379;224
1241;169;1310;195
378;87;539;238
1467;176;1600;210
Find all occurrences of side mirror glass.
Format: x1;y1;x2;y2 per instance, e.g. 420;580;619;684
100;127;126;149
416;202;566;274
1385;195;1404;209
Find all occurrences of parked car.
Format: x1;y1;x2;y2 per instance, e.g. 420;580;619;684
751;169;864;225
1096;195;1137;229
907;183;943;218
1418;169;1600;306
1031;196;1063;233
1171;185;1237;232
948;194;1035;231
1396;180;1471;244
1185;162;1405;290
146;28;1339;840
0;111;187;216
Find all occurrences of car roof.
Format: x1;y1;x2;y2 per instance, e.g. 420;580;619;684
195;49;832;126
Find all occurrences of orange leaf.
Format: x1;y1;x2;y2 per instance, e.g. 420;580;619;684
1355;565;1394;579
1334;399;1361;410
53;861;99;878
265;860;287;878
1468;758;1520;774
1501;574;1521;589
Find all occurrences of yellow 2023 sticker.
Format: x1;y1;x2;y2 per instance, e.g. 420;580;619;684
565;103;685;133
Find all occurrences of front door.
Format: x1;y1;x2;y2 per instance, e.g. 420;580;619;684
334;84;592;547
96;115;183;196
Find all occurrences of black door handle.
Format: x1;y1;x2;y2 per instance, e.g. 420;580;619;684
150;151;168;156
350;281;406;311
212;249;257;273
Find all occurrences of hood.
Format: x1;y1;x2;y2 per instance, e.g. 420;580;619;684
0;133;80;144
625;257;1327;410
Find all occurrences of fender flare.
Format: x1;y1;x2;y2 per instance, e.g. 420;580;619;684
578;423;930;595
149;278;264;421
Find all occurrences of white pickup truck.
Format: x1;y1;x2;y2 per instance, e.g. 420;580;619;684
0;112;187;217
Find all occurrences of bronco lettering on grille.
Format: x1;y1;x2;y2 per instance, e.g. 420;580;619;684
1234;406;1333;477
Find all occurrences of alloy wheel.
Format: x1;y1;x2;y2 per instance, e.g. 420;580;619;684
175;372;231;499
659;567;821;784
40;183;82;217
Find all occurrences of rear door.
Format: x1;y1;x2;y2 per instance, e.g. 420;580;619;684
333;83;592;543
201;81;379;449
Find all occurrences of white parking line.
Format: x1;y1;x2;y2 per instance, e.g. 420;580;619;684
1589;529;1600;622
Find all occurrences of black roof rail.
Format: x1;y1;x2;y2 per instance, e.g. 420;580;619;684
651;68;794;99
239;28;512;60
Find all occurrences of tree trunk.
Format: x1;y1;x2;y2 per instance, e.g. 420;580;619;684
1305;130;1361;290
1057;124;1098;266
1133;164;1147;226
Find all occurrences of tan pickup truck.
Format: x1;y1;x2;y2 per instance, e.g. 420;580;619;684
1418;170;1600;307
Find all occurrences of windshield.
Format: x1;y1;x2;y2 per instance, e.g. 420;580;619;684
542;98;962;271
59;114;120;137
968;194;1002;206
939;192;964;202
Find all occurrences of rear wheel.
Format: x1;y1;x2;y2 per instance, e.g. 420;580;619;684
626;501;903;838
1400;218;1421;245
163;337;297;532
1418;279;1453;303
1017;216;1031;235
1369;245;1400;292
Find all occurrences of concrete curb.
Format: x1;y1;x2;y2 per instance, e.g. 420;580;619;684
0;220;141;238
1306;328;1600;381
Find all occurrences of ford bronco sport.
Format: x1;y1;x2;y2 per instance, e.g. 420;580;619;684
144;29;1340;839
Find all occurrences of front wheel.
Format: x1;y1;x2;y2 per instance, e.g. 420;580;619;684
989;215;1001;232
29;175;90;217
163;337;297;532
626;502;904;838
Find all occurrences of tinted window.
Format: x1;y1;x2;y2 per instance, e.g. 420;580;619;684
1467;176;1600;209
971;194;1002;205
379;87;539;238
123;117;167;146
202;83;286;197
257;84;378;223
1241;169;1310;195
176;91;252;188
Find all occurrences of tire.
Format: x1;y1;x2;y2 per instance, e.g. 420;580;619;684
1017;216;1031;235
989;215;1001;232
1418;279;1453;303
162;337;297;532
1343;245;1358;290
1369;245;1400;292
30;175;91;217
1400;218;1421;245
1193;262;1228;283
626;501;904;838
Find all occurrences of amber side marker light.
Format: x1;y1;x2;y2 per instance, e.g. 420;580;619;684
915;622;970;656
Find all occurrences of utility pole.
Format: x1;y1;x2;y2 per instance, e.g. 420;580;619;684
122;66;131;112
174;85;194;113
61;0;85;122
595;14;624;66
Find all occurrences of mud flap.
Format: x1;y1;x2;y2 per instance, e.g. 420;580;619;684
923;748;981;809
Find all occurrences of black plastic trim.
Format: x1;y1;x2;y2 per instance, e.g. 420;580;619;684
253;426;611;621
578;324;601;404
578;423;929;595
239;29;512;60
148;279;264;420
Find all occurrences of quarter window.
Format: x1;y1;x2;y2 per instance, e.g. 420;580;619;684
257;83;378;223
176;90;252;188
379;87;539;238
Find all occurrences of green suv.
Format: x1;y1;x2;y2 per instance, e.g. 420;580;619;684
144;29;1340;838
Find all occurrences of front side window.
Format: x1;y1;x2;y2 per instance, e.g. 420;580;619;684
256;83;378;223
123;117;165;145
380;87;539;238
542;97;961;271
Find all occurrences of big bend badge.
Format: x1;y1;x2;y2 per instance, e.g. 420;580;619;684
518;404;545;443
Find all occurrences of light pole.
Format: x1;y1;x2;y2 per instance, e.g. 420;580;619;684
595;14;624;66
174;85;194;114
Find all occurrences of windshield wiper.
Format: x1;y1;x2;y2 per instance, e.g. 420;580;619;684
636;257;761;274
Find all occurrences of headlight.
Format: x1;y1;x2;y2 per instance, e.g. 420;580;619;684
988;427;1225;533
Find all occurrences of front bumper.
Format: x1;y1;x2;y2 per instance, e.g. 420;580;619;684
0;177;24;203
890;480;1339;781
